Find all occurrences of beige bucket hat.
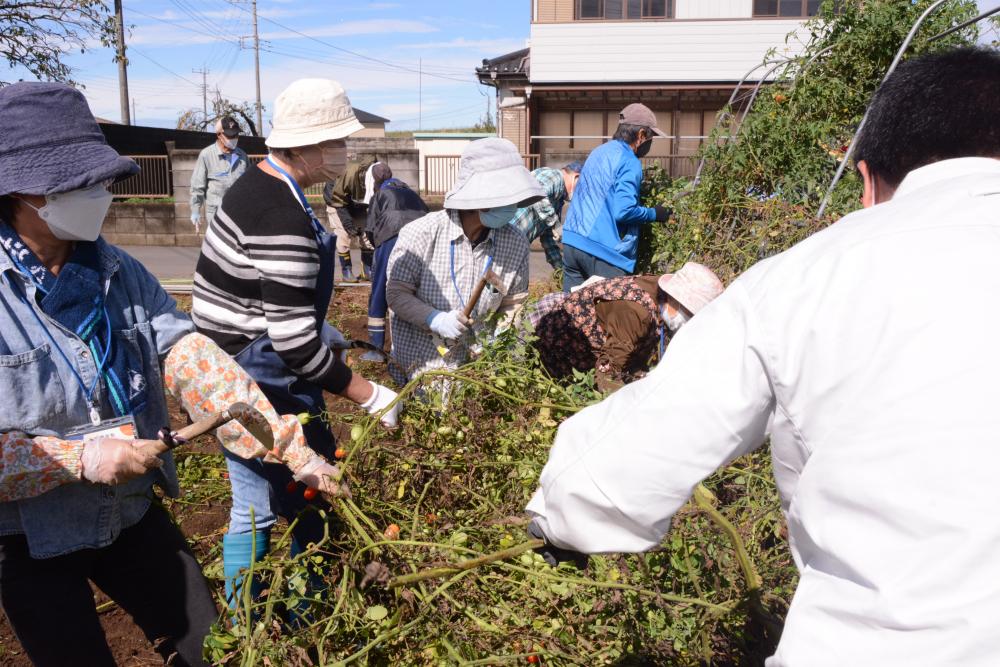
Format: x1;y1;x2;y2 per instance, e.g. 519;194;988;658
658;262;724;314
265;79;365;149
444;138;545;210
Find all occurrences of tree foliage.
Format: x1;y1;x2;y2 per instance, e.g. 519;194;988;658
638;0;982;283
177;90;262;137
0;0;113;86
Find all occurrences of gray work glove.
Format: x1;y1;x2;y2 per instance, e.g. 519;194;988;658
190;211;202;233
527;520;589;570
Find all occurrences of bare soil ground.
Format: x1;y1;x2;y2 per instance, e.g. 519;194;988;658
0;272;564;666
0;287;386;666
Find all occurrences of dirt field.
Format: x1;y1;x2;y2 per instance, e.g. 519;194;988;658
0;287;387;666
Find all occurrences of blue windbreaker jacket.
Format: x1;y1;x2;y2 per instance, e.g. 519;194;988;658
562;139;656;272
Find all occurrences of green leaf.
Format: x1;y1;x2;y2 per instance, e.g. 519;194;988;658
366;605;389;622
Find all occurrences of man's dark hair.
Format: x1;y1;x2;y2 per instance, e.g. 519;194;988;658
854;47;1000;188
613;123;647;145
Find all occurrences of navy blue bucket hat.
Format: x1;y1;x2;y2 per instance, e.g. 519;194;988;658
0;82;139;197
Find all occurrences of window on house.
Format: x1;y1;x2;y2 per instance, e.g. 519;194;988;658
753;0;821;17
577;0;673;19
579;0;602;18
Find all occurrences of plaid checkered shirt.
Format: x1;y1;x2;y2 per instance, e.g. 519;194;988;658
510;167;567;270
387;209;530;384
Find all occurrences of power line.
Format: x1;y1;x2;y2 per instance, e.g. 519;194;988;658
221;1;473;84
389;102;485;125
129;47;201;87
125;6;242;46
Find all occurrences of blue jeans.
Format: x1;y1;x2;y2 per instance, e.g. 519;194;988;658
367;237;396;348
561;244;627;292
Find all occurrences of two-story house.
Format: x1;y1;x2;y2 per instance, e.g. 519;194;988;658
477;0;817;176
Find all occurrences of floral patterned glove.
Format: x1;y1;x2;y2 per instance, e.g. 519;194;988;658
163;333;338;482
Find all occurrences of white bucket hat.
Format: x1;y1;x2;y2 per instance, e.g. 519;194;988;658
444;138;545;210
265;78;365;149
658;262;724;314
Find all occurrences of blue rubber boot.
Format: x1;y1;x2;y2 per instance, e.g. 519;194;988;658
223;531;270;617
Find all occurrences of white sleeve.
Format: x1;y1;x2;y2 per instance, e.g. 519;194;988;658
526;281;776;553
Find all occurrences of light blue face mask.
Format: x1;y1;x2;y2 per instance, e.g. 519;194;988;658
479;204;519;229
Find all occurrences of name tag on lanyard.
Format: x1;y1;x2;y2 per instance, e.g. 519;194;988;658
65;415;137;443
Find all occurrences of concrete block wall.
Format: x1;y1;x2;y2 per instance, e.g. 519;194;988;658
101;139;419;246
102;202;181;246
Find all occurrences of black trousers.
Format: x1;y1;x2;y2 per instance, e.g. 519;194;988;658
0;503;218;666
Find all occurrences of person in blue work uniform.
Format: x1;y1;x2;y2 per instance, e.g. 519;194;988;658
362;163;428;360
0;82;218;666
189;115;248;234
191;78;400;613
560;103;672;291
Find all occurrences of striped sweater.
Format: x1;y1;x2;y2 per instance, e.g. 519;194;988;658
191;165;352;393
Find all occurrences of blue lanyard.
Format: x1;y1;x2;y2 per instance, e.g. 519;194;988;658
658;325;666;360
449;241;493;311
266;156;325;239
1;267;112;425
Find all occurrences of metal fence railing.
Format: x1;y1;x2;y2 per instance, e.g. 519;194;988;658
111;156;171;198
640;155;699;179
422;154;540;195
247;155;326;197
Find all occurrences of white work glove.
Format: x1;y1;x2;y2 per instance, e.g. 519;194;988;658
360;382;400;428
428;309;469;340
80;437;163;485
293;455;349;498
190;212;201;234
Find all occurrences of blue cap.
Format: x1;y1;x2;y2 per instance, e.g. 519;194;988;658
0;82;138;197
564;161;584;173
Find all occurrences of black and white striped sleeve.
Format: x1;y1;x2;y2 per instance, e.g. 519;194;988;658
244;206;353;394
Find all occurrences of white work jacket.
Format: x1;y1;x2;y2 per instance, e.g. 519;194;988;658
528;158;1000;666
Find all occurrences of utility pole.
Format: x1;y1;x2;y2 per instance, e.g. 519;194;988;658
132;98;137;125
114;0;130;125
237;0;263;134
193;66;209;123
418;57;422;131
252;0;262;132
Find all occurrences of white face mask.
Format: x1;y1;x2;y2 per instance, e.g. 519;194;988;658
223;137;238;150
20;183;114;242
661;304;690;333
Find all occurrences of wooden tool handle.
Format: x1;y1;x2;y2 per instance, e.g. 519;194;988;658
133;409;236;456
462;274;490;320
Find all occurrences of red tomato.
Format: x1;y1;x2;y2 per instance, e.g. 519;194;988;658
285;481;298;494
303;487;319;501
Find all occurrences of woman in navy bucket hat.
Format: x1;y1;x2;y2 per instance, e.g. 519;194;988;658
0;82;223;665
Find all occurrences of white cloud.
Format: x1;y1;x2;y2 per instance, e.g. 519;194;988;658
126;18;437;48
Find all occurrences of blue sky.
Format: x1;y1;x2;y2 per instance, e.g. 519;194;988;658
3;1;997;132
9;0;531;131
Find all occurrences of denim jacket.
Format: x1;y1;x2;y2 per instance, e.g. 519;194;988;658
0;238;193;557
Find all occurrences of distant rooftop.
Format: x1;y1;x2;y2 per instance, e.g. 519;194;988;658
413;132;497;140
476;47;530;83
355;108;390;124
